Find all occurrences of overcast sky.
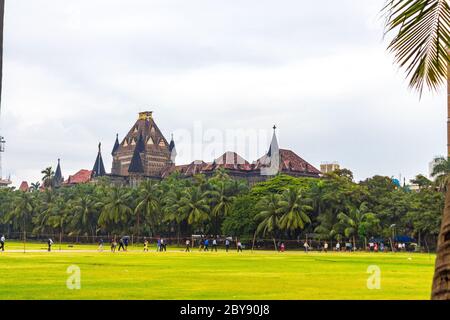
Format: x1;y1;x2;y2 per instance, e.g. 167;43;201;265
1;0;446;186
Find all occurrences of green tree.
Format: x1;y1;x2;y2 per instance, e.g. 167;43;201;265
335;202;378;250
255;193;282;250
383;0;450;94
431;156;450;190
277;186;312;235
98;186;133;233
179;187;210;232
135;180;161;237
206;180;236;235
41;167;54;189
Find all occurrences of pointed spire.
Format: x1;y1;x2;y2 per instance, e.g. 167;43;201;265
128;146;144;174
169;133;175;151
54;158;63;186
92;143;106;178
135;133;145;153
169;133;177;163
111;133;120;155
267;125;279;157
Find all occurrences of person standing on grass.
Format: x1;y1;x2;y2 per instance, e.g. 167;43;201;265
111;238;117;252
118;237;125;251
0;235;5;252
47;238;53;252
143;238;149;252
157;238;161;252
225;239;230;252
98;238;104;252
280;242;285;252
199;238;205;251
336;242;340;252
204;238;209;251
237;240;243;252
323;241;328;253
303;241;309;253
124;237;129;251
185;239;190;252
212;239;218;252
161;238;166;252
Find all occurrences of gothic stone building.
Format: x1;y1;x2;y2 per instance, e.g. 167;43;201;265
88;111;320;186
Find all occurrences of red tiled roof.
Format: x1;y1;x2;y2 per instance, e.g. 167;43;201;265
203;152;251;172
162;149;319;178
65;169;92;185
19;181;29;192
173;161;206;176
255;149;320;175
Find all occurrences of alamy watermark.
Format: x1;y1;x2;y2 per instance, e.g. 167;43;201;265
366;265;381;290
66;265;81;290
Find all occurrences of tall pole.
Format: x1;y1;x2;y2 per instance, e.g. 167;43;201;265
0;0;5;180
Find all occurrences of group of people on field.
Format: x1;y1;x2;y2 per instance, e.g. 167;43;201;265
185;237;242;252
0;235;54;252
0;234;414;254
107;237;130;252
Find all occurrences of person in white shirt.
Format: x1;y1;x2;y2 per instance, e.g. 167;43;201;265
48;238;53;252
0;235;5;251
336;242;340;251
323;242;328;253
185;239;190;252
225;239;230;252
212;239;218;252
304;241;310;252
237;241;243;252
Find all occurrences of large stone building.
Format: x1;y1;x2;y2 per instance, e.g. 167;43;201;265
111;111;175;177
106;111;320;185
57;111;321;187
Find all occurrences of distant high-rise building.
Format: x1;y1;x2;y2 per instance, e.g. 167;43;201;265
320;162;340;174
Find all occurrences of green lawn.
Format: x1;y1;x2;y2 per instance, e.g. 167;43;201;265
0;242;435;300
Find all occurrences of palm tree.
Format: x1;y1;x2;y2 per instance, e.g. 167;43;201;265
5;192;34;242
30;182;41;192
71;195;99;240
32;190;54;235
47;196;71;247
335;202;377;250
277;186;312;234
384;1;450;299
41;167;54;189
163;186;187;243
179;187;210;232
134;180;161;238
431;156;450;190
383;0;450;95
98;186;133;232
206;180;236;235
255;193;282;250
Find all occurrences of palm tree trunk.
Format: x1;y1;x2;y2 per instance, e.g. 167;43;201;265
251;231;257;252
431;53;450;300
431;180;450;299
136;212;140;239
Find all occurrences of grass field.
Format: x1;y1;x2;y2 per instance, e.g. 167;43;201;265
0;241;435;300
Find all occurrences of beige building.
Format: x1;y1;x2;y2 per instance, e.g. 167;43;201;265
320;162;340;174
